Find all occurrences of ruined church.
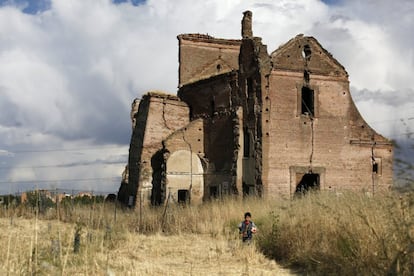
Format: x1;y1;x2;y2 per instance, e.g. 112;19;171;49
118;11;393;207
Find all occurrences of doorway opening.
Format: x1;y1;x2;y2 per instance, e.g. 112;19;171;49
210;186;218;199
177;189;190;204
295;173;320;195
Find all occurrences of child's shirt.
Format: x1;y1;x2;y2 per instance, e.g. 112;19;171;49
238;220;257;241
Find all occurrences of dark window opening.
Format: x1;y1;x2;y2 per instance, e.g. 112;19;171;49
216;64;221;71
242;182;250;196
373;163;378;174
243;128;250;157
189;106;193;119
178;189;189;204
210;100;215;116
295;173;320;195
150;150;166;206
372;158;382;175
301;87;314;116
210;186;218;198
246;78;253;100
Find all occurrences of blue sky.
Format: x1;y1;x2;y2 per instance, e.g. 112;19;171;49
0;0;413;194
0;0;51;14
0;0;146;14
321;0;342;5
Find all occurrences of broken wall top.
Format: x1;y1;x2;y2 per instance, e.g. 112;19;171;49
178;34;241;46
178;71;238;118
141;91;187;108
145;90;181;101
178;34;241;87
270;35;348;79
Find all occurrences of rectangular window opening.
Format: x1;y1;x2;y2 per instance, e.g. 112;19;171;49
243;127;250;157
246;78;253;99
210;100;215;117
372;163;378;174
372;158;382;175
301;87;314;116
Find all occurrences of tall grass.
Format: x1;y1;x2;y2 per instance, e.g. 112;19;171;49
0;197;282;274
257;191;414;275
0;191;413;274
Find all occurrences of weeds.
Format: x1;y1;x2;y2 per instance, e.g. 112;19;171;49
0;191;413;274
258;191;414;275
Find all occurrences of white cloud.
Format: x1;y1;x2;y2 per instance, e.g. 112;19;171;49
0;0;413;193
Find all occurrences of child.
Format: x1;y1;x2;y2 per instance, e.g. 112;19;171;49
238;212;257;242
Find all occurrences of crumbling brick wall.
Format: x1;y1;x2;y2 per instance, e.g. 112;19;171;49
178;72;242;197
238;11;272;196
178;34;240;87
159;119;205;204
118;92;190;207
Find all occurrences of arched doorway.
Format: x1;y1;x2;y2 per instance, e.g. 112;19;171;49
165;150;204;204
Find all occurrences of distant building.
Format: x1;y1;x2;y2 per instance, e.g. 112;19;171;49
118;11;393;207
20;189;53;204
55;193;72;203
76;192;93;198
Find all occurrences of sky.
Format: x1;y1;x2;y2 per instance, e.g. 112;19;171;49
0;0;413;194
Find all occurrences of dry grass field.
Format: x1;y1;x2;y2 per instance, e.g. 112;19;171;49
0;198;294;275
257;191;414;275
0;190;413;275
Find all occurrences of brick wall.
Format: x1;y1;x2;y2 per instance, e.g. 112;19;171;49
163;119;205;204
263;37;393;197
178;34;240;87
119;12;393;206
119;92;190;206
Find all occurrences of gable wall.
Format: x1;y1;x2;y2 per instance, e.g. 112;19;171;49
265;70;393;197
178;35;240;87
